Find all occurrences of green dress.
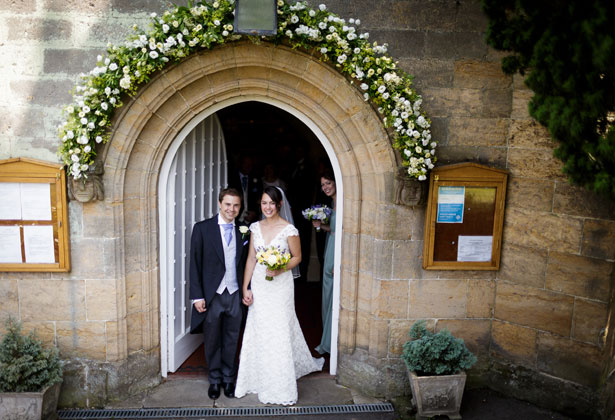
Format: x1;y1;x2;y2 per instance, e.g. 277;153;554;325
316;209;335;354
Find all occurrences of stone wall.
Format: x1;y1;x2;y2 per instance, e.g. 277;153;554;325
313;1;615;417
0;0;185;406
0;0;613;417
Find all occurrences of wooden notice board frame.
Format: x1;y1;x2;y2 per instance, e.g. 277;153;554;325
0;158;70;272
422;163;507;270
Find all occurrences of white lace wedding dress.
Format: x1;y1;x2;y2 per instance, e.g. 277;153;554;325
235;222;324;405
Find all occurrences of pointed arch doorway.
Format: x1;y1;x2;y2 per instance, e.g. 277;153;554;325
158;97;344;377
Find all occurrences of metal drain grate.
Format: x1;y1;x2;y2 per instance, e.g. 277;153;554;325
58;403;394;419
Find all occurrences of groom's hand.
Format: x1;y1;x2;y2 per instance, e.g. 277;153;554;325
194;299;206;312
242;290;253;306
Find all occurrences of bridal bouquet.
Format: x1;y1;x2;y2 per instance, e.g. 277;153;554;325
256;246;291;280
302;204;332;231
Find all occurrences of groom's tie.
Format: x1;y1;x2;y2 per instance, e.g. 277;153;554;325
222;223;233;246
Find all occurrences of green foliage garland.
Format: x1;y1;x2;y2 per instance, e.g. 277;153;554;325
482;0;615;199
0;317;63;393
402;320;477;376
57;0;434;181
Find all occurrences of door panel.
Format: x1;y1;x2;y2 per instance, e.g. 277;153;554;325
166;114;228;372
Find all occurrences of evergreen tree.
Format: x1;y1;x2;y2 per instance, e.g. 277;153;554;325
482;0;615;198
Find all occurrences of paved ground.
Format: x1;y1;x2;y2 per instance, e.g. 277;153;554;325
393;388;576;420
88;373;578;420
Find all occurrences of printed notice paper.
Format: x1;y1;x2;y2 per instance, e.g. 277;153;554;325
457;235;493;262
0;226;22;263
23;225;55;263
0;183;22;220
437;186;465;223
21;183;52;220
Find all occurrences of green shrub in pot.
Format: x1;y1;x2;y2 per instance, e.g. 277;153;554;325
0;317;62;392
402;320;476;376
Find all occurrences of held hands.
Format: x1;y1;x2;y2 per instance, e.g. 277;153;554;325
194;299;206;313
242;289;253;306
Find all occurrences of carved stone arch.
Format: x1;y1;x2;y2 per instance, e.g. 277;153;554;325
101;41;397;390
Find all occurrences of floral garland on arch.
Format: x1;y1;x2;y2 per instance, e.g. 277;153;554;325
58;0;435;181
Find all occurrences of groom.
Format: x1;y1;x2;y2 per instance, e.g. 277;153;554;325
189;188;248;399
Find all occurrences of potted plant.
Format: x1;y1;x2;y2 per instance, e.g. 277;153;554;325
402;320;477;420
0;317;63;420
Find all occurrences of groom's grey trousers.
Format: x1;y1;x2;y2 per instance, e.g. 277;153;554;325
203;289;242;384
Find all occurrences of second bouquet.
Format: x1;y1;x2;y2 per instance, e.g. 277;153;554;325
302;204;332;232
256;245;291;280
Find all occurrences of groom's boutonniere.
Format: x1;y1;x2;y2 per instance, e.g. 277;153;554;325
239;225;249;240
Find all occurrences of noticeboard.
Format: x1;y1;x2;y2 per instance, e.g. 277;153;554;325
422;163;507;270
0;158;70;272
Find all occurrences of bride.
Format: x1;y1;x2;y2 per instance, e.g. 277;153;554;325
235;186;324;405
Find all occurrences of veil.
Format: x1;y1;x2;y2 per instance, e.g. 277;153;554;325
263;187;301;279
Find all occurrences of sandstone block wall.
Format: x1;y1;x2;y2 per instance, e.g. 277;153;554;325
0;0;179;406
315;0;615;416
0;0;613;416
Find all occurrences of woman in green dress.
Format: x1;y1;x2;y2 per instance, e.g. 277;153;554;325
312;172;336;355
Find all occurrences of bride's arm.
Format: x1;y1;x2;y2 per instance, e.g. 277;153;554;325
242;236;256;306
267;235;302;277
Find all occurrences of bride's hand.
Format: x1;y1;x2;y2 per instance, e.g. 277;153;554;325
242;290;253;306
266;268;283;278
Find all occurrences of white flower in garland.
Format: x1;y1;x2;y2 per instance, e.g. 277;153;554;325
119;76;131;89
57;0;434;181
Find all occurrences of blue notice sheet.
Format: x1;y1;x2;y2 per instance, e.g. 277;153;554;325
437;186;465;223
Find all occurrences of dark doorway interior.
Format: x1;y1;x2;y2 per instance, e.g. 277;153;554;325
170;101;333;377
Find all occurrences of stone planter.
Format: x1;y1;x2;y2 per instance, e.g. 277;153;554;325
0;382;61;420
408;369;466;420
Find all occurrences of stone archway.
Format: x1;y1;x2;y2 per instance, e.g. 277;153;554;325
101;41;397;393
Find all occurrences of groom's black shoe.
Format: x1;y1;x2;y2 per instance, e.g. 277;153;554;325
208;383;221;399
223;382;235;398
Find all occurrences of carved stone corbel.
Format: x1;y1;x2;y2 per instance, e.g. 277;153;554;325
394;166;427;207
68;164;104;202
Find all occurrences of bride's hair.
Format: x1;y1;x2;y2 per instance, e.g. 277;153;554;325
262;186;282;209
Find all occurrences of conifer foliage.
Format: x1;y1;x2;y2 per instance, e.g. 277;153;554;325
0;317;62;392
402;320;476;376
482;0;615;198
